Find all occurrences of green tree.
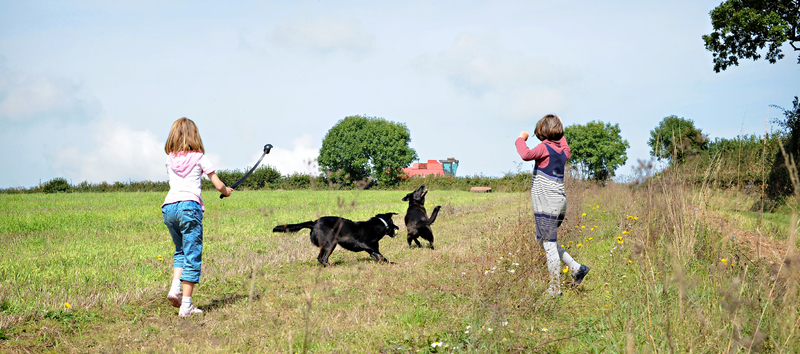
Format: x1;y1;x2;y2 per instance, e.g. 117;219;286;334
702;0;799;72
767;96;800;199
564;121;629;182
648;116;709;163
318;115;417;187
41;177;71;193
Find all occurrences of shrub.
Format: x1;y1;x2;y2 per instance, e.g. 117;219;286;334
41;177;71;193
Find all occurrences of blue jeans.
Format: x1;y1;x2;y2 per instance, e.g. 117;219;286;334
162;201;203;283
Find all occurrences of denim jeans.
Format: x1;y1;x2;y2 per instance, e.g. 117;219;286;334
162;201;203;283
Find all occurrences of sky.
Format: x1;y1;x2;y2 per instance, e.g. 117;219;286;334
1;1;798;188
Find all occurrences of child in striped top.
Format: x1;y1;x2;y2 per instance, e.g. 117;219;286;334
515;114;589;297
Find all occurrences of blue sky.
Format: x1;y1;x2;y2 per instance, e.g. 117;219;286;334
1;1;798;188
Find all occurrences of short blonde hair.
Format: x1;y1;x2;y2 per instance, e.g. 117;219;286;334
164;117;205;154
534;114;563;141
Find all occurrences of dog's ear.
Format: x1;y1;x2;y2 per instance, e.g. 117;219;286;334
402;193;410;201
389;212;398;216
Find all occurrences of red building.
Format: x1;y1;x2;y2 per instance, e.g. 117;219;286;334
402;158;459;177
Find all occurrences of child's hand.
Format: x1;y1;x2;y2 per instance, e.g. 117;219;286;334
222;187;233;197
520;131;529;141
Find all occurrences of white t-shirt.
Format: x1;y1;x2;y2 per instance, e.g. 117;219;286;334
162;152;215;211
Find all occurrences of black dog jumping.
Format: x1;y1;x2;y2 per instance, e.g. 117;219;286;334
402;185;441;249
272;213;399;267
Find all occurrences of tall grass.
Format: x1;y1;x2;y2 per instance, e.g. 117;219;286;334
0;168;798;352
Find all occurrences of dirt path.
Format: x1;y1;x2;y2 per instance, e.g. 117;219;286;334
698;207;792;263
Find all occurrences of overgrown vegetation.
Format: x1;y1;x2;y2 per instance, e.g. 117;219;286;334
1;162;798;352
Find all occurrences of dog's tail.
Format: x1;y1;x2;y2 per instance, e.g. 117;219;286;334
272;221;316;233
427;206;442;225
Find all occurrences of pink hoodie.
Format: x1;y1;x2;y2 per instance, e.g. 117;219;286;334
163;151;215;210
169;152;205;177
515;136;571;168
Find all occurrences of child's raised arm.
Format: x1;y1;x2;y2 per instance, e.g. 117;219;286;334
207;172;233;197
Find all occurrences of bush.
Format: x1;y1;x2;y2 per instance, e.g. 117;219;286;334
41;178;71;193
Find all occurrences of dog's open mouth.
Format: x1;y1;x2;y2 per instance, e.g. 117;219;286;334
421;189;427;198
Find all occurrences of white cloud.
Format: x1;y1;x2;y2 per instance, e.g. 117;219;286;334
506;89;567;118
268;15;376;55
413;32;580;117
52;120;165;183
258;134;319;176
0;60;99;123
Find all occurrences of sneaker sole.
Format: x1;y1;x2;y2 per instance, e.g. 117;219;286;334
179;308;203;317
167;294;182;308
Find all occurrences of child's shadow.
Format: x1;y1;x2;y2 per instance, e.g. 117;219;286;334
203;294;247;312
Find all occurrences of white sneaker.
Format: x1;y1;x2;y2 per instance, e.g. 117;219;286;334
178;304;203;317
545;285;562;298
167;292;182;308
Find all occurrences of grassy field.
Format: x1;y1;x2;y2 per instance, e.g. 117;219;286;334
1;179;798;352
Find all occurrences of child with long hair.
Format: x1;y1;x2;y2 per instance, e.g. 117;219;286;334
162;117;232;316
516;114;589;297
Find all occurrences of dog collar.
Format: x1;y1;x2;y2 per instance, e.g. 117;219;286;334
377;217;388;228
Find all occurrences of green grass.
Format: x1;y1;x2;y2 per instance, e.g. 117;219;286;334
0;185;798;353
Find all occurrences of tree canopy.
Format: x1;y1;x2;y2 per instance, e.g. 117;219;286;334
702;0;799;72
318;115;417;187
648;116;708;164
563;121;629;182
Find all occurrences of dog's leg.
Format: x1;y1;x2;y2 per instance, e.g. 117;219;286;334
418;228;435;249
317;242;337;267
368;252;387;263
407;234;421;248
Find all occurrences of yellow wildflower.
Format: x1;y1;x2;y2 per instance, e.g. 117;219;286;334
581;226;585;229
588;237;593;241
65;302;71;309
617;236;624;244
622;230;629;235
577;243;583;247
582;213;587;217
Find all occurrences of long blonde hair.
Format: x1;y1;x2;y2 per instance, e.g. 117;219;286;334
164;117;205;154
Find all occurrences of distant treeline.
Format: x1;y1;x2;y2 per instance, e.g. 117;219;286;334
681;133;781;188
1;167;534;194
662;132;800;209
8;134;791;199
